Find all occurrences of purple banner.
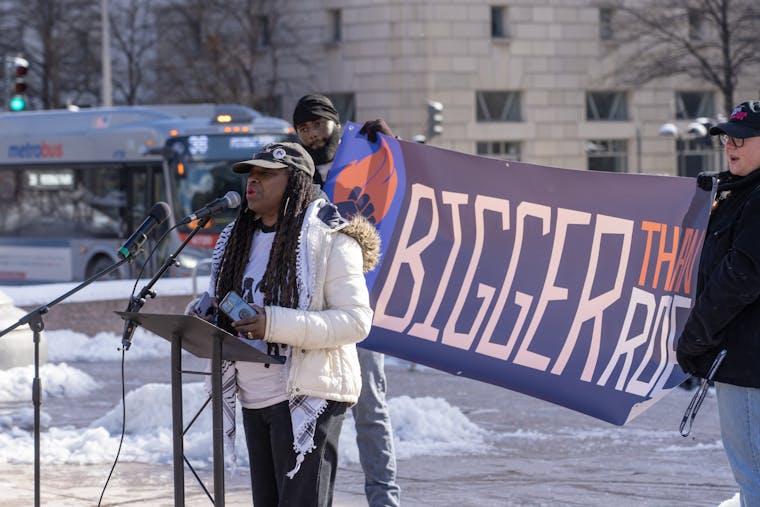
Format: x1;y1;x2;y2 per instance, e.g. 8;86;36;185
325;123;713;425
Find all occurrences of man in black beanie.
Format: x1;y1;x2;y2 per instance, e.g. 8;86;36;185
293;94;401;507
293;94;393;187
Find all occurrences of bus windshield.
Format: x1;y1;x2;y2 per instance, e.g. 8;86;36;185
174;159;242;235
167;133;293;239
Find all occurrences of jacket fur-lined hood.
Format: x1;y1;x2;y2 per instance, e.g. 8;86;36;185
312;197;381;273
339;215;381;273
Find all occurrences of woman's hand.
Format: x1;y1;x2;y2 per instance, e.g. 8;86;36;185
191;293;217;322
231;305;267;340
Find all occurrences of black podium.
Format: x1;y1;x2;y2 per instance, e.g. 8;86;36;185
116;312;278;506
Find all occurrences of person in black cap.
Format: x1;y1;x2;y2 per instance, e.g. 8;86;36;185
677;101;760;506
201;141;381;506
293;94;402;507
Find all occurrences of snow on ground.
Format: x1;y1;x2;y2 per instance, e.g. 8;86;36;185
1;280;491;470
0;366;492;469
0;280;743;504
0;276;209;307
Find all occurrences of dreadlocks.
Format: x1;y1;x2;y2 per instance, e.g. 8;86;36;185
215;168;315;335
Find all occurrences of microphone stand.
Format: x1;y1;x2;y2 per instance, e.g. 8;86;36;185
117;217;212;503
0;256;130;507
121;216;211;350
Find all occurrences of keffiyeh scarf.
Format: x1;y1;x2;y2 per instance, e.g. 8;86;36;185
209;201;328;478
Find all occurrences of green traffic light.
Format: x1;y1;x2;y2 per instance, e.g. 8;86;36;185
9;94;26;111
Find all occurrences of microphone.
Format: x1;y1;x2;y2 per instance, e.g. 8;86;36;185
117;202;172;260
178;191;241;225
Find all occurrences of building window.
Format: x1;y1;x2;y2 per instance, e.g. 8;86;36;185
476;91;521;122
328;9;342;43
491;6;509;38
677;138;717;177
324;92;355;122
599;8;614;41
676;91;714;119
688;8;704;41
257;15;270;48
476;141;521;161
586;91;628;121
586;139;628;172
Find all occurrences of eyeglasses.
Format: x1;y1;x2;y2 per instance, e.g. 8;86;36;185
719;134;748;148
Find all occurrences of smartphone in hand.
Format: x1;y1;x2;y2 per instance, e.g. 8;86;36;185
194;291;215;318
219;291;257;321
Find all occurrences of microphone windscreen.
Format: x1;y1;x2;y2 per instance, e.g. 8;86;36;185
149;202;172;223
224;191;242;209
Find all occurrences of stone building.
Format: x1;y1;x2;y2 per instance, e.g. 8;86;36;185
244;0;759;176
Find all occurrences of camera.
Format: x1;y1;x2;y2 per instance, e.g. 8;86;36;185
219;291;257;321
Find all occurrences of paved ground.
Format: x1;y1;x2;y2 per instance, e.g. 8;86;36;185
2;295;738;506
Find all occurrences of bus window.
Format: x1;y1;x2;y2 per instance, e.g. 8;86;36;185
0;170;17;201
0;166;125;239
127;164;168;276
176;160;242;234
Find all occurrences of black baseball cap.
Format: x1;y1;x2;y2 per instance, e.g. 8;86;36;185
709;101;760;138
231;142;315;177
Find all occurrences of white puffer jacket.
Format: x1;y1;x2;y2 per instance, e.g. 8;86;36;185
257;199;380;404
264;200;380;404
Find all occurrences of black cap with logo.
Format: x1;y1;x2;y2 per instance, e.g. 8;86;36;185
231;142;315;177
709;101;760;138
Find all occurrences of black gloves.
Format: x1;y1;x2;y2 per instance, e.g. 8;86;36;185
676;330;718;377
696;171;717;191
676;348;699;376
359;118;394;142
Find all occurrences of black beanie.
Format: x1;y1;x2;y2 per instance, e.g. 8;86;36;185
293;94;340;127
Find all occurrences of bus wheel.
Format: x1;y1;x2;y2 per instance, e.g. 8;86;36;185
86;255;121;280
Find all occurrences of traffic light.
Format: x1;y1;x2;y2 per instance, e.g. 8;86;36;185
426;100;443;139
9;56;29;112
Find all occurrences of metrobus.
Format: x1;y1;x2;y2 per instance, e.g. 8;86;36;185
0;104;295;283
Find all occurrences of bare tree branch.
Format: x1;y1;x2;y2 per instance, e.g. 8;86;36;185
603;0;760;114
110;0;156;104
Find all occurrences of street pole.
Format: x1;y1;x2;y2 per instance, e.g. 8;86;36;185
101;0;113;107
3;56;11;111
635;125;642;173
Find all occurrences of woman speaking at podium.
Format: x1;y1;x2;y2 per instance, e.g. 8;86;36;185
203;141;379;507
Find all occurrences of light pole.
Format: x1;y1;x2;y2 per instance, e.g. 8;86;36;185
3;56;9;110
635;125;642;173
658;117;724;176
101;0;112;107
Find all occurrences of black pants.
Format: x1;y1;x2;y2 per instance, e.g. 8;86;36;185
242;399;347;507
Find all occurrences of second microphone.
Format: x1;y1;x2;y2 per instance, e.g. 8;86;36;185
178;191;242;225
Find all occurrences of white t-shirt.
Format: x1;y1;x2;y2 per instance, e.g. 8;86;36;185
233;229;291;409
317;161;331;184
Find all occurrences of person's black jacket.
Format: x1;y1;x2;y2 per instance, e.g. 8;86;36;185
677;168;760;387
